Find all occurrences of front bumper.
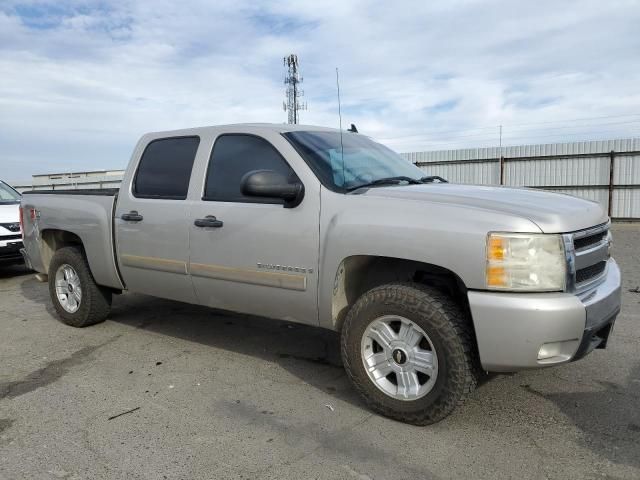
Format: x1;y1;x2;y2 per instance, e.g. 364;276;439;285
0;239;24;264
468;258;621;372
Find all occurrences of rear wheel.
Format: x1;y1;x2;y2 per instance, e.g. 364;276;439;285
341;282;480;425
48;246;112;327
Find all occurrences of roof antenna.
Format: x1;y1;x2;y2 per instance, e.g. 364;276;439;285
348;123;358;133
336;67;345;185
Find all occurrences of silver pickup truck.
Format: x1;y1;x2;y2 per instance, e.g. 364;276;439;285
20;123;621;424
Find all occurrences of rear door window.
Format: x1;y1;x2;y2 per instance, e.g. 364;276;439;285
134;136;200;199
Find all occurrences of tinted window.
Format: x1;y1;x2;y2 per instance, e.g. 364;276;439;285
134;136;200;199
204;134;299;203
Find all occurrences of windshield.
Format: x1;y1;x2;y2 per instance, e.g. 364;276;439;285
0;181;21;204
284;131;425;192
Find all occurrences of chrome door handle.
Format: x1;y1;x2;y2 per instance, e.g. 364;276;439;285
121;211;143;222
194;215;223;228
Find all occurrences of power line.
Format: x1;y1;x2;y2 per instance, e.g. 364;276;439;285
504;112;640;128
387;127;640;145
504;119;640;134
384;129;640;150
377;125;501;140
386;121;640;144
377;113;640;141
383;119;640;144
501;128;640;142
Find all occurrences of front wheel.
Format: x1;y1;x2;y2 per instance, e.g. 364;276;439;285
48;246;112;327
341;283;480;425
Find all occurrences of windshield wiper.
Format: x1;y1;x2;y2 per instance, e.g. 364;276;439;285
346;176;422;192
420;175;448;183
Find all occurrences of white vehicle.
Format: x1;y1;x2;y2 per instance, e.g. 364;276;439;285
0;180;23;265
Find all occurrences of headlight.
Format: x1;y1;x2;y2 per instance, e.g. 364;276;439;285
486;233;566;291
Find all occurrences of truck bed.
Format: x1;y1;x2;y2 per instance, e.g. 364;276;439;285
20;190;124;290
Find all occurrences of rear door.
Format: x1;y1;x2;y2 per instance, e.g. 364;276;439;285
115;135;200;303
188;131;320;325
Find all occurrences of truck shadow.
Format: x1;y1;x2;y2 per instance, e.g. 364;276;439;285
15;282;505;415
109;293;369;410
18;274;58;318
18;278;364;406
0;263;31;280
521;364;640;468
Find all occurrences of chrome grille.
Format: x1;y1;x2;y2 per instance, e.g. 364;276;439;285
0;222;20;233
569;223;610;291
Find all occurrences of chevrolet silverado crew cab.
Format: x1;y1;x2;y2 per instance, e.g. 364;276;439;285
0;180;23;265
20;124;621;424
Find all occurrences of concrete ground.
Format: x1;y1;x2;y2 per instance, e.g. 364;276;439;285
1;224;639;480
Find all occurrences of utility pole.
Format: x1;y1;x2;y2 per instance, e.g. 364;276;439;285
283;54;307;124
499;125;504;185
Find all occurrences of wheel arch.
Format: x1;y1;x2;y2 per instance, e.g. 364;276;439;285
39;228;123;292
39;229;84;274
330;255;472;333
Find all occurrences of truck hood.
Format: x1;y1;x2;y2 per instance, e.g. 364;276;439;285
0;203;20;224
360;183;607;233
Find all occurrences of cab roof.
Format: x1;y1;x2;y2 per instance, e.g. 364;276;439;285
144;123;345;138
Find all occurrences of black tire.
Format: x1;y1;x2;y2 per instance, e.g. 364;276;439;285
48;246;112;327
341;282;481;425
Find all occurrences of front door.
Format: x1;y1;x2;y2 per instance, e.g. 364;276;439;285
188;133;320;325
115;135;200;303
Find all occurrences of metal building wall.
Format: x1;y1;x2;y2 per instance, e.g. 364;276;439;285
13;170;125;193
403;138;640;219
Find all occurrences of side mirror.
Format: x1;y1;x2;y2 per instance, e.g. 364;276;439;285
240;170;304;208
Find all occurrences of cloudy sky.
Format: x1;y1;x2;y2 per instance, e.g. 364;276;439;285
1;0;640;182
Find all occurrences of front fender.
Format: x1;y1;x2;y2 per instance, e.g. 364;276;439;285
318;190;540;329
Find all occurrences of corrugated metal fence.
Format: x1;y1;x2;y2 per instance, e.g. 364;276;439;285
403;138;640;220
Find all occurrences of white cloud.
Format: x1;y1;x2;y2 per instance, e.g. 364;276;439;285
1;0;640;181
